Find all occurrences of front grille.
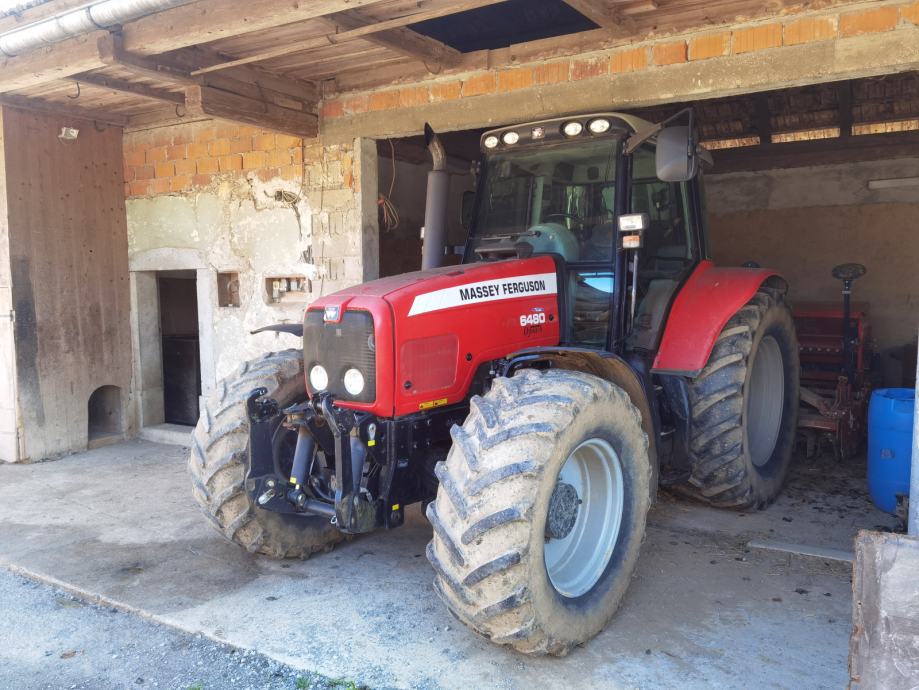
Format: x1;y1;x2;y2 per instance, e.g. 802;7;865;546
303;309;376;403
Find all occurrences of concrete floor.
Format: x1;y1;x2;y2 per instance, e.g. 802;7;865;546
0;440;898;689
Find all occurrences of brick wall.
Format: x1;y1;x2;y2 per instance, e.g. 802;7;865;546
320;1;919;122
123;121;307;198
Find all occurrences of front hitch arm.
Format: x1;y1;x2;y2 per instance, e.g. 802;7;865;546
318;395;378;534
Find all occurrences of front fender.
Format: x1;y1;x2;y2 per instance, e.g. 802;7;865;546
652;260;785;377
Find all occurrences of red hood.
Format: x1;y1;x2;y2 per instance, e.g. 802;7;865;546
310;257;555;312
307;256;561;417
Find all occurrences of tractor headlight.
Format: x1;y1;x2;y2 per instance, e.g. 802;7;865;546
588;118;611;134
309;364;329;391
502;131;520;145
483;135;499;149
562;121;583;137
343;368;365;396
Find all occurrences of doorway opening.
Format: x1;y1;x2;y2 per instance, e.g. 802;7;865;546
158;270;201;426
87;384;123;446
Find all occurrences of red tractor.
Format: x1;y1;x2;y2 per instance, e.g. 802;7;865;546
189;111;800;655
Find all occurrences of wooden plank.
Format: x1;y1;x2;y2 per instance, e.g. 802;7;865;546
0;94;127;126
184;84;317;138
0;32;104;94
0;0;392;92
326;10;461;70
73;73;185;105
181;46;319;104
120;0;394;56
192;0;503;76
562;0;635;35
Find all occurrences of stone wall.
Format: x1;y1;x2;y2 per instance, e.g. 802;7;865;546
123;121;377;418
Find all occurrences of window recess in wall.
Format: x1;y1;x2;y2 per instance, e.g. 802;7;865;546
217;272;241;308
266;276;310;305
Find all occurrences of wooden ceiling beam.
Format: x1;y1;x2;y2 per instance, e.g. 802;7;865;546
73;73;184;105
561;0;635;36
0;0;393;93
192;0;505;76
184;84;317;138
0;93;128;126
98;34;196;85
324;10;461;71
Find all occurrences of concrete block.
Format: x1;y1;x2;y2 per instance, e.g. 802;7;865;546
850;531;919;688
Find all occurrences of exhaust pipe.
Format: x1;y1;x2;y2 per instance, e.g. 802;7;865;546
421;123;449;270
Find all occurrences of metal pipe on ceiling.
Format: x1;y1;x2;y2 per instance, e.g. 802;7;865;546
0;0;190;57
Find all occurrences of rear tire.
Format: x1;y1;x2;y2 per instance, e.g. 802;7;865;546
680;287;799;508
188;350;345;559
426;369;650;656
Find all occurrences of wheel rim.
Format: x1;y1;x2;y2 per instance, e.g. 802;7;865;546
544;437;624;598
746;335;785;468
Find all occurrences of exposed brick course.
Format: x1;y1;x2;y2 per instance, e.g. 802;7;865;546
124;120;306;198
651;41;687;66
732;24;782;53
610;47;648;73
783;16;837;45
689;32;731;60
839;6;898;36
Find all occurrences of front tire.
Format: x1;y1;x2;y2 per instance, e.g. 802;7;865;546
426;369;650;656
188;350;345;559
680;287;799;508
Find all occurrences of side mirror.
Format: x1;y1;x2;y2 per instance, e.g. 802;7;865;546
461;190;475;230
655;126;698;182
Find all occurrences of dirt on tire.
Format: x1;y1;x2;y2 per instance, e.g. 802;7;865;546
188;349;345;559
679;287;800;509
426;368;651;656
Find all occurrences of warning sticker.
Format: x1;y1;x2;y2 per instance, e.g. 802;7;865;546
408;272;557;316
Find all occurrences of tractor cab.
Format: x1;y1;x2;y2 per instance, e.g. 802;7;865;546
464;113;709;355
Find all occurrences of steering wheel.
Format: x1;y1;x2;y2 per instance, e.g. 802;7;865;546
831;263;866;281
544;212;584;225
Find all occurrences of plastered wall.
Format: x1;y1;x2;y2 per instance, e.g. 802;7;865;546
124;121;378;401
707;157;919;370
0;108;16;461
0;106;132;462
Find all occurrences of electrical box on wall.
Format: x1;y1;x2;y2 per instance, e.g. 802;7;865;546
265;276;310;305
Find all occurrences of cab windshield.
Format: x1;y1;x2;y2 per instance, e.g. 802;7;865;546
472;138;620;262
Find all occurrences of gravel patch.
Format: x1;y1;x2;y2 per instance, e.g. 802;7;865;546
0;569;366;690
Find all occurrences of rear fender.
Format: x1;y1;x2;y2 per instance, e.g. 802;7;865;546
504;347;659;499
652;260;786;377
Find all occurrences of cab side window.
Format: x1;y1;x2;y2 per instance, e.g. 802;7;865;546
626;147;695;352
630;147;693;276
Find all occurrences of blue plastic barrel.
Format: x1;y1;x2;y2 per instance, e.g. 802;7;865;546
868;388;915;514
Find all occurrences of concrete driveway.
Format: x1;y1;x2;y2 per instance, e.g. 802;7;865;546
0;440;895;689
